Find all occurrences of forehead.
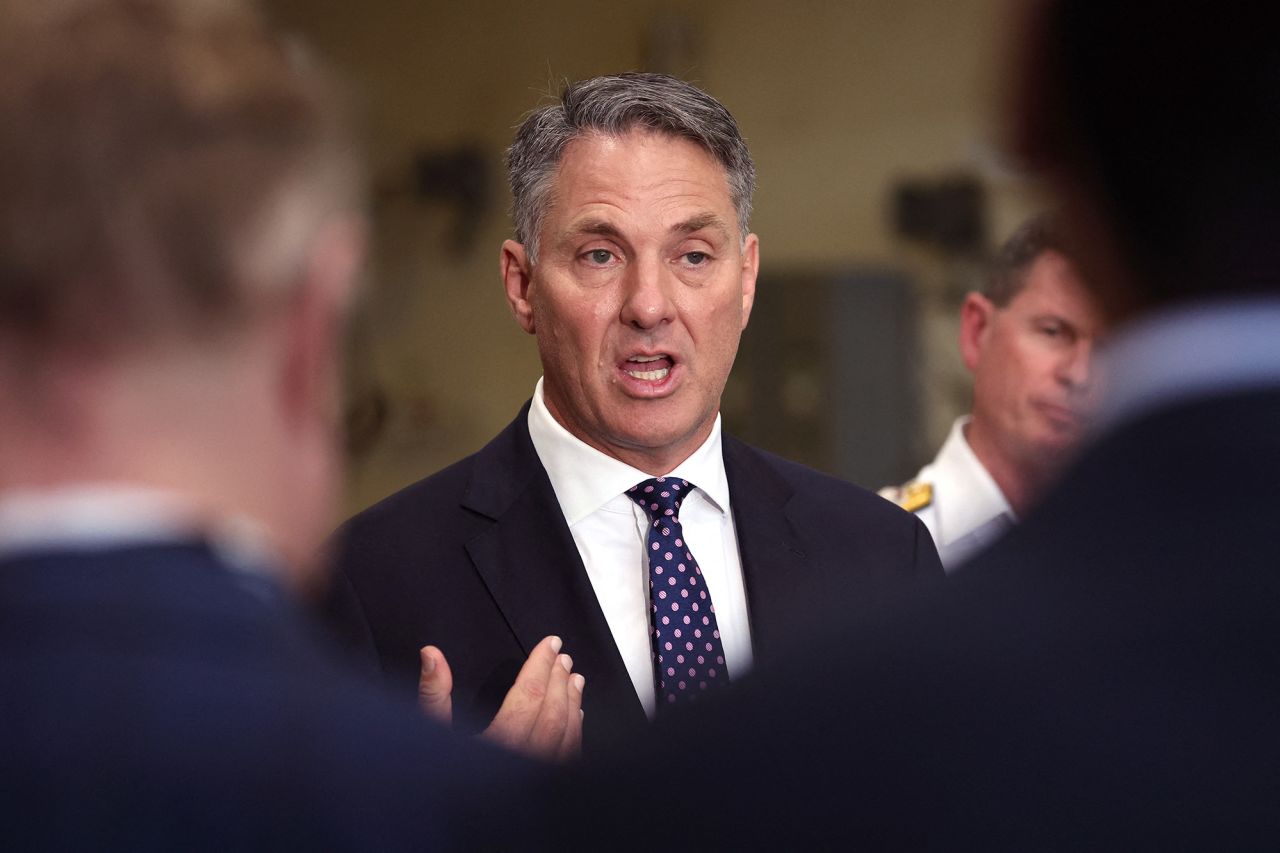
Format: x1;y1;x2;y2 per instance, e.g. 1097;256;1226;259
1006;251;1098;325
544;130;734;229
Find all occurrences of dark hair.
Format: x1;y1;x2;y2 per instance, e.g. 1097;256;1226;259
984;213;1074;307
1026;1;1280;302
505;72;755;261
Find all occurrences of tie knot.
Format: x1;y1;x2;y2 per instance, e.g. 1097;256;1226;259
627;477;693;519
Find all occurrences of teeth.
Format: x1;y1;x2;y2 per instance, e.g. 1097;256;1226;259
627;368;670;381
632;355;664;363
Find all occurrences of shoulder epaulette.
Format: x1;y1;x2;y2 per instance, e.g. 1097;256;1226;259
879;480;933;513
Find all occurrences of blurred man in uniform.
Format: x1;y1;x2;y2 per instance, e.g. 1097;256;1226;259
325;72;942;754
882;214;1101;568
0;1;577;846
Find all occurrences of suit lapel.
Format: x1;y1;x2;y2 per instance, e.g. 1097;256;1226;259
723;436;814;662
460;405;647;744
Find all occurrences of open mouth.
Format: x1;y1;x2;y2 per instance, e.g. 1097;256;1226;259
623;353;675;381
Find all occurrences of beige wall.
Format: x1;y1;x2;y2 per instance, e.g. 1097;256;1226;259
263;0;1039;514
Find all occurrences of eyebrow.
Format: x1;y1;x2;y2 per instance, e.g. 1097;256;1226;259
1032;313;1080;331
672;213;732;238
560;213;733;243
563;218;625;241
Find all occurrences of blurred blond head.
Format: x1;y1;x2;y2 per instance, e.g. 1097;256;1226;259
0;0;365;587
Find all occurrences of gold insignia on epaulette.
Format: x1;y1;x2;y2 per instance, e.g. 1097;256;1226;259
899;481;933;513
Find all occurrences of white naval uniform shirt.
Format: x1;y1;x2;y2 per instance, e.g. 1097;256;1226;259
526;378;753;719
899;417;1016;571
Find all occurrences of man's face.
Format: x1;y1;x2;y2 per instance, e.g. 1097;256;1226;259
502;130;758;473
962;250;1100;467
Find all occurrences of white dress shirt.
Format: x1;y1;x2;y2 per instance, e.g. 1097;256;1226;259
526;378;752;718
895;416;1016;571
0;484;282;588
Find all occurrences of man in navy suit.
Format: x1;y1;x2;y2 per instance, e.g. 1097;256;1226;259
326;73;943;752
504;1;1280;847
0;1;579;846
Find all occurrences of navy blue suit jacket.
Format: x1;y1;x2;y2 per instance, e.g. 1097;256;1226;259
507;388;1280;847
0;541;517;850
324;405;943;753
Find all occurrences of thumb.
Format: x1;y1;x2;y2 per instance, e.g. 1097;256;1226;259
418;645;453;725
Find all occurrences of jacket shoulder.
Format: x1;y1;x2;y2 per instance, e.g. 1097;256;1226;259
340;407;536;542
727;436;914;521
725;436;943;580
343;451;479;538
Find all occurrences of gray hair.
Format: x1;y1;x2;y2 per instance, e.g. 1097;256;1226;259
505;72;756;262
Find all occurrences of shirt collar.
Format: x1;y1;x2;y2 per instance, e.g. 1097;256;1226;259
526;377;731;526
1093;297;1280;436
932;416;1015;544
0;483;284;580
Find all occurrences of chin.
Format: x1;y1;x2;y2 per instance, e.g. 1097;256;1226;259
617;406;706;440
1035;435;1080;463
608;425;687;452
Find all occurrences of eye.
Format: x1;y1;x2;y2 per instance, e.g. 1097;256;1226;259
585;249;615;265
1037;319;1077;345
684;251;709;266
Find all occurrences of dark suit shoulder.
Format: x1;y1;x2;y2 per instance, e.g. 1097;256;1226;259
724;434;928;532
342;451;479;541
328;452;489;652
723;434;943;584
324;436;494;651
321;408;556;710
339;407;538;549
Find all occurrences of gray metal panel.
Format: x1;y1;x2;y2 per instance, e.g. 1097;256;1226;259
722;268;921;491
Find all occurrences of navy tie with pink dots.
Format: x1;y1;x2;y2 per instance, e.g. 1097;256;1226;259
627;476;728;711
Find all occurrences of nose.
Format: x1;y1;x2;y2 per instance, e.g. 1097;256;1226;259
1059;338;1093;390
618;256;676;331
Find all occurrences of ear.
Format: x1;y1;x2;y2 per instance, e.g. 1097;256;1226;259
280;220;365;428
501;240;537;335
738;233;760;330
958;291;995;374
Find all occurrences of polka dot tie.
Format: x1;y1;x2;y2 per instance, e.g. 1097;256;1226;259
627;476;728;711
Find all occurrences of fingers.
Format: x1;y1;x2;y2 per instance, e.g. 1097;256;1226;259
417;645;453;725
528;651;573;755
483;635;561;750
483;635;585;762
561;672;585;759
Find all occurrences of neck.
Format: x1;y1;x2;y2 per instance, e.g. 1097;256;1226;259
0;349;315;590
607;430;711;477
542;395;713;476
962;418;1056;518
